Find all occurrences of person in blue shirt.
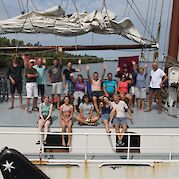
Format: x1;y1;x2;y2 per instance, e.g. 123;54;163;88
132;61;147;111
103;73;117;98
33;58;47;102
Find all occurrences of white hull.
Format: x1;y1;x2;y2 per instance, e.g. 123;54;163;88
0;127;179;179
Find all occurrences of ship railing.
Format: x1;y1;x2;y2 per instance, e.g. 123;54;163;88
0;132;179;162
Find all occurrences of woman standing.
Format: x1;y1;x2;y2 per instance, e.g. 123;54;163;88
76;94;99;126
72;74;87;112
37;96;53;145
59;96;73;147
132;61;147;111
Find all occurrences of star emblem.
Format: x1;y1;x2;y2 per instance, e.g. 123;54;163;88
2;160;15;173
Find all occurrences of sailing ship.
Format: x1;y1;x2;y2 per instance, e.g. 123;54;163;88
0;0;179;178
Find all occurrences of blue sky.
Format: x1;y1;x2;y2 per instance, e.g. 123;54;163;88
0;0;173;60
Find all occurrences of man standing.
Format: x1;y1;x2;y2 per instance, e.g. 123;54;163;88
25;59;38;112
48;58;63;109
33;58;47;102
6;55;24;109
146;61;168;113
63;60;81;95
103;73;117;98
86;64;107;114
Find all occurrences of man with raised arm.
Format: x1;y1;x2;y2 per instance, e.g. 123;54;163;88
63;59;81;95
86;64;107;114
48;58;63;109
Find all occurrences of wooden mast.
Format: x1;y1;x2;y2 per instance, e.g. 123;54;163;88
167;0;179;61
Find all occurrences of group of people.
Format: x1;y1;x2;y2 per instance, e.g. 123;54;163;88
6;55;167;146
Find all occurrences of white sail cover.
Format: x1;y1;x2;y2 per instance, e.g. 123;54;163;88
0;6;145;44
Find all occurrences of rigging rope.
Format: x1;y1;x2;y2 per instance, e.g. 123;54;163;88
141;0;151;62
123;1;129;18
143;0;151;38
0;0;10;18
126;0;133;17
156;0;165;43
129;0;156;41
18;0;23;14
103;0;153;43
20;0;25;12
18;0;25;14
60;0;64;7
146;0;154;61
30;0;38;11
151;0;158;36
163;0;172;56
64;0;70;12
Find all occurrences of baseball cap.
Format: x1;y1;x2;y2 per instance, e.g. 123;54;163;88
29;59;35;63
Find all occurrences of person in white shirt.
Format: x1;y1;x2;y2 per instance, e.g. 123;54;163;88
110;94;132;146
146;61;167;113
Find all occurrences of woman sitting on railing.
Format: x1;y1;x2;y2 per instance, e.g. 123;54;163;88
59;95;73;147
36;96;53;145
76;94;99;126
99;96;111;133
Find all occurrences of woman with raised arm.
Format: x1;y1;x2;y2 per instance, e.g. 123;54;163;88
72;74;87;112
76;94;99;126
132;61;148;111
86;64;107;114
36;96;53;145
59;96;73;147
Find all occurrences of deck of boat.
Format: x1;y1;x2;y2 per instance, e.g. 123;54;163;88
0;98;179;128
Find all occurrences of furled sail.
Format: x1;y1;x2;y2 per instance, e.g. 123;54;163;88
0;6;145;44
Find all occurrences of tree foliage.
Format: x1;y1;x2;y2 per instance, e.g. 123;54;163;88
0;37;103;69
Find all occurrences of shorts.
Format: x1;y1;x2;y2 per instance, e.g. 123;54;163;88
91;91;103;98
135;87;146;99
39;115;52;124
149;87;161;92
112;117;127;127
38;84;45;97
64;80;74;94
26;82;38;98
51;82;63;95
100;113;110;122
73;91;85;105
130;86;135;95
10;81;22;95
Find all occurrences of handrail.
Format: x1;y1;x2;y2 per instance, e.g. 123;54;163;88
0;131;179;162
0;131;179;136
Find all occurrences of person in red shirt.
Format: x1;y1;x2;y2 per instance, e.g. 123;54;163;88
117;74;133;112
